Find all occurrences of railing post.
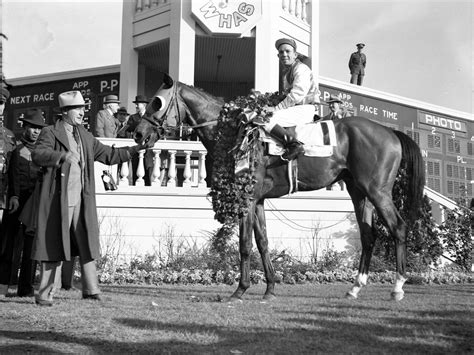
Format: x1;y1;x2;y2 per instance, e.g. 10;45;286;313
151;149;162;186
182;150;192;187
198;151;207;188
136;150;146;186
167;150;177;187
136;0;142;12
119;161;130;186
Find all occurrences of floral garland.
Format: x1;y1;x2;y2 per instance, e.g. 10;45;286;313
208;91;285;229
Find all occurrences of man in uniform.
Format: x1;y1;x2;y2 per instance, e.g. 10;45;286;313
349;43;366;86
0;80;17;296
254;38;319;160
0;109;46;297
95;94;120;137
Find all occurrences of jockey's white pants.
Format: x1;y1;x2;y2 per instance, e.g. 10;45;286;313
265;105;316;132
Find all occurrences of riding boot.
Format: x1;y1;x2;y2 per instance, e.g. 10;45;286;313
269;124;305;160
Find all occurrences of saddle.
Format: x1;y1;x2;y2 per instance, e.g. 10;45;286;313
261;120;337;158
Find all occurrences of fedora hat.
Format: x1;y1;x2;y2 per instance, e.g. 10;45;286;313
20;108;47;127
275;38;297;51
326;94;343;104
132;95;149;104
58;90;86;108
356;43;365;48
103;94;120;104
116;106;130;115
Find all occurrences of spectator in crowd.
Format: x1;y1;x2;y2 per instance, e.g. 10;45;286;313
0;82;17;297
323;95;350;120
116;107;131;138
253;38;319;160
123;95;154;185
349;43;366;86
31;91;144;306
0;109;46;297
95;95;120;137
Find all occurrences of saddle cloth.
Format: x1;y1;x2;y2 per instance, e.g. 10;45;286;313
262;120;337;157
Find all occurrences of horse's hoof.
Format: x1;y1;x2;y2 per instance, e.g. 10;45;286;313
262;293;276;302
390;292;404;301
345;291;358;300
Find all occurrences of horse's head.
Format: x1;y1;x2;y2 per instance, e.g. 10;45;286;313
133;73;183;147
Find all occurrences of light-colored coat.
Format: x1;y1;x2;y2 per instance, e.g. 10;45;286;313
31;120;132;261
95;109;118;137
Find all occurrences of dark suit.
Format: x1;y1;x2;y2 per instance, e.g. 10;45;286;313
349;51;366;86
32;119;135;302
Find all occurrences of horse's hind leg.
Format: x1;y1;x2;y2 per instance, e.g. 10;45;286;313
229;202;255;301
370;192;408;301
346;182;376;299
254;201;276;301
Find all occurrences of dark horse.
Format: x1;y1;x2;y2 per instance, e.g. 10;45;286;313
134;74;425;301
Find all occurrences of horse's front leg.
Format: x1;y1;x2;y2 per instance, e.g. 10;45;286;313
229;203;255;301
254;201;276;301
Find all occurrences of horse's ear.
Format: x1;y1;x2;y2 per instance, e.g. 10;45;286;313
150;95;166;112
163;73;174;89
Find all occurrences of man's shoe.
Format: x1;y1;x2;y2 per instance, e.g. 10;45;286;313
61;286;78;291
35;298;53;307
83;294;102;301
17;290;35;297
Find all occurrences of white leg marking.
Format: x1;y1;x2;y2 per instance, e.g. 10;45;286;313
348;273;368;298
392;273;407;294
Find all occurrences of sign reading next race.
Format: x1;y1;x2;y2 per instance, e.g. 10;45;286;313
192;0;262;35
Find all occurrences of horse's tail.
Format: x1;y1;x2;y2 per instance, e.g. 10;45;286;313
393;130;425;222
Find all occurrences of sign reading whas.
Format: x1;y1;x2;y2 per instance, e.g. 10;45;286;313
6;73;120;136
191;0;262;36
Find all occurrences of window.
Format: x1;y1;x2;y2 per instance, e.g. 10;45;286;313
427;177;441;192
427;134;441;150
426;160;440;176
468;142;473;156
447;138;460;153
406;129;420;145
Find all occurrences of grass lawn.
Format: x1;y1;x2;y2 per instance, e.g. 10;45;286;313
0;283;472;354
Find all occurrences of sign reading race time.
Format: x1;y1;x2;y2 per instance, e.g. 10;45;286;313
7;73;119;135
192;0;262;35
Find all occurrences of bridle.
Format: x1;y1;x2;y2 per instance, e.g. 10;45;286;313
142;83;219;131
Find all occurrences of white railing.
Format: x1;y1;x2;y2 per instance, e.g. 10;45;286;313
135;0;168;13
281;0;309;23
97;138;208;189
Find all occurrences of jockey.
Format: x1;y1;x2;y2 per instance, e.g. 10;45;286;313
254;38;319;160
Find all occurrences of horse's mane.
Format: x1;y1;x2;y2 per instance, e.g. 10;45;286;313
178;82;225;106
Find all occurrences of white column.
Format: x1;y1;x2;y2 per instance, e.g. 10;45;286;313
169;0;195;84
151;149;162;186
182;150;192;187
198;151;207;188
120;0;139;114
308;0;319;84
135;150;146;186
167;150;177;187
119;161;130;186
254;1;280;92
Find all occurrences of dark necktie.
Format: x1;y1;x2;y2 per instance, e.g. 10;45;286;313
73;126;82;165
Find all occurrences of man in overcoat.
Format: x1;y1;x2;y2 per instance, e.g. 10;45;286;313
0;81;17;296
94;94;120;137
323;95;350;120
31;91;142;306
348;43;366;86
0;109;46;297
